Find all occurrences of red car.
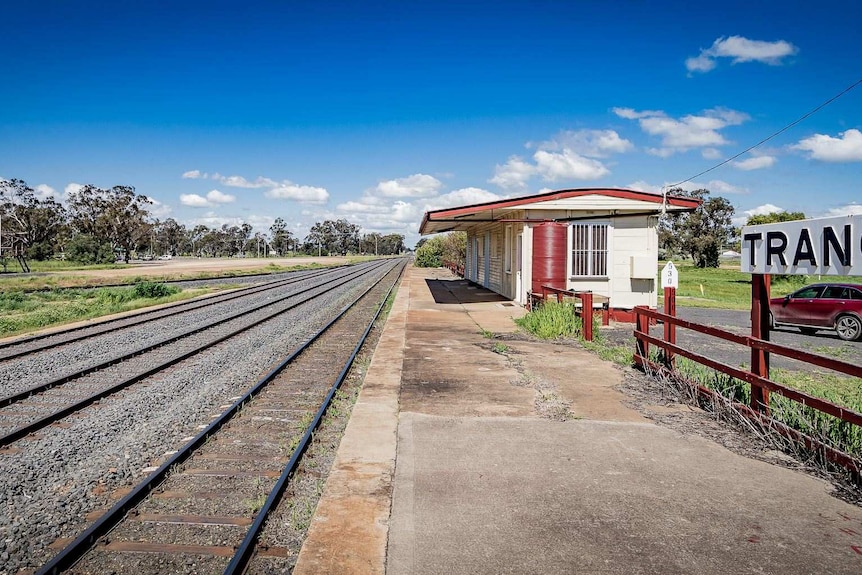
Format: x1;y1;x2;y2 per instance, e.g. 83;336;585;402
769;283;862;341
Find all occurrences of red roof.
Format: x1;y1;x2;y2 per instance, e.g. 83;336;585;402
420;187;701;234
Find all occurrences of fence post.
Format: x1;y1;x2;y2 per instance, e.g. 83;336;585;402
634;306;649;366
750;273;771;412
663;286;676;367
581;292;593;341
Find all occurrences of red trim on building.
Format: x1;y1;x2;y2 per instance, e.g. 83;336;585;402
419;187;701;234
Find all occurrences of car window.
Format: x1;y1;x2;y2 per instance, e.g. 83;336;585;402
793;286;824;299
850;288;862;300
821;286;848;299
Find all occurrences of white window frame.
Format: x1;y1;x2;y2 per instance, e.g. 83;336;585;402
568;221;609;278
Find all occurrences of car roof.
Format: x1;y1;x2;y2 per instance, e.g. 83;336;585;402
797;283;862;289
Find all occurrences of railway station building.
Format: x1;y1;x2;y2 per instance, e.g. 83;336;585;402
418;188;700;321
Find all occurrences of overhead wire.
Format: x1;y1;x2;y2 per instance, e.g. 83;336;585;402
665;76;862;190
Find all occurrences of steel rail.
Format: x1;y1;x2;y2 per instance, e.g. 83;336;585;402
0;266;344;359
35;258;404;575
223;259;405;574
0;261;393;446
0;260;386;410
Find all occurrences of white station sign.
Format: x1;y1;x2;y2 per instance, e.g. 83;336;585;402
741;214;861;276
661;261;678;289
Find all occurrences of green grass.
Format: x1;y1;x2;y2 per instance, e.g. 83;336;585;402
658;262;862;310
514;301;586;340
0;260;348;294
0;282;206;337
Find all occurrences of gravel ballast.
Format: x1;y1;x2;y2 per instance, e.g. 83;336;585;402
0;259;399;574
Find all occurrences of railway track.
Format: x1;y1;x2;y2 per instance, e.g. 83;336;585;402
0;260;400;573
33;258;405;574
0;265;346;362
0;260;392;446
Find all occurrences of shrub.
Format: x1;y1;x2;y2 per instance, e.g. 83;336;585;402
66;234;115;265
133;281;179;299
414;232;466;268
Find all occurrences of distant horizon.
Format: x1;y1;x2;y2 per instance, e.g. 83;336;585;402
2;0;860;248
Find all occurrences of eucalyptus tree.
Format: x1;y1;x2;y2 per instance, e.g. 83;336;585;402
658;188;735;268
269;217;294;256
306;219;360;255
0;178;68;260
66;184;152;262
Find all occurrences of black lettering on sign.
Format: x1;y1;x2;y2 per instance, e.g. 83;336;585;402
793;228;817;266
743;232;762;267
823;225;851;267
766;231;788;266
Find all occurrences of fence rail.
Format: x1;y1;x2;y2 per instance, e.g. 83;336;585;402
633;305;862;473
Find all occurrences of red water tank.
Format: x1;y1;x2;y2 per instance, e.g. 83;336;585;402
532;222;568;295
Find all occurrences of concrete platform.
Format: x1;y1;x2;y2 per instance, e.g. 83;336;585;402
295;267;862;574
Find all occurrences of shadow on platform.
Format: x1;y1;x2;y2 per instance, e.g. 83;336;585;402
424;278;511;305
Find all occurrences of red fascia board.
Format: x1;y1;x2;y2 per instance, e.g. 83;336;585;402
424;188;700;221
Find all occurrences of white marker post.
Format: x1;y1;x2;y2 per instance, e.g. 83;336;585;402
660;261;678;365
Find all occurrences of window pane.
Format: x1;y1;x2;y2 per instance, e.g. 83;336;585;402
794;286;824;298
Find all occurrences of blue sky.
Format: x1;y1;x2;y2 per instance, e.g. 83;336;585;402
2;0;860;247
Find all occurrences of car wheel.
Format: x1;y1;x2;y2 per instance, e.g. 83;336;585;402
799;327;818;335
835;315;862;342
768;312;775;329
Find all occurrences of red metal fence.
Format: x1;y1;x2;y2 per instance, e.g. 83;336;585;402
633;305;862;473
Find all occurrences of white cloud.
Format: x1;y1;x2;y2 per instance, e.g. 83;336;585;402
709;180;747;195
182;170;207;179
626;179;746;196
733;203;786;227
265;184;329;203
335;185;500;238
374;174;442;198
180;193;211;208
626;180;662;194
792;129;862;162
206;189;235;204
489;155;536;192
34;184;56;200
686;35;798;74
179;189;236;208
149;198;172;218
336;199;389;214
612;108;663;120
422;187;501;212
746;204;784;216
184;212;247;229
536;129;632;157
489;130;629;192
614;106;749;155
216;175;279;189
732;155;776;170
821;203;862;217
701;148;723;160
534;149;610;181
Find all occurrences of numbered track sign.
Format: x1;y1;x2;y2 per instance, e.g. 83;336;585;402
661;261;678;289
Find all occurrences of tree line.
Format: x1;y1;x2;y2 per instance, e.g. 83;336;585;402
658;187;805;268
0;178;405;266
